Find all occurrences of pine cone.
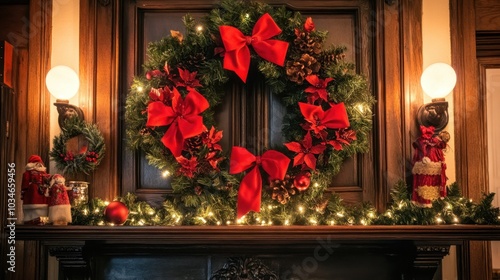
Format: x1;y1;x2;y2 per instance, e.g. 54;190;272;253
294;31;321;55
270;175;297;204
178;53;206;72
184;135;203;154
318;49;346;67
286;54;321;84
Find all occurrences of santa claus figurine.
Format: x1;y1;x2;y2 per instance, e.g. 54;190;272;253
21;155;51;223
412;125;449;207
46;174;72;225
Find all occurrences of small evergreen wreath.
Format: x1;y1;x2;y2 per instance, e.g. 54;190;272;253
50;117;106;176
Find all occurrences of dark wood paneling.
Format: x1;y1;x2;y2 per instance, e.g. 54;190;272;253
476;0;500;31
79;0;120;201
0;2;50;279
451;0;492;279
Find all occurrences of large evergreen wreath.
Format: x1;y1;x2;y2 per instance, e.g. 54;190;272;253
125;0;375;224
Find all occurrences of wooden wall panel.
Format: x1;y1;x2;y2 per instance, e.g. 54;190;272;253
451;0;492;279
80;0;120;201
476;0;500;31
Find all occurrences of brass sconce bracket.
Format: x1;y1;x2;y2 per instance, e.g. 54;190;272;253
416;98;448;133
54;99;84;128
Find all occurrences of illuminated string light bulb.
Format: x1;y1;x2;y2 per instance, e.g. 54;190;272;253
336;212;344;217
216;221;221;226
162;170;171;178
329;220;335;225
360;219;367;226
138;219;145;225
137;85;143;93
226;220;231;225
368;212;375;218
197;217;207;224
208;212;214;217
298;206;305;213
104;201;110;206
83;209;88;216
453;216;459;224
94;208;100;214
267;205;273;210
309;218;318;225
435;216;443;224
284;219;290;226
314;182;319;188
196;25;204;32
98;221;104;226
268;221;273;225
356;103;365;113
245;13;250;18
237;216;246;224
446;203;452;210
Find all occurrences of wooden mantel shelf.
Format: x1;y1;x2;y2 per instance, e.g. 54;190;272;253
15;225;500;279
16;224;500;243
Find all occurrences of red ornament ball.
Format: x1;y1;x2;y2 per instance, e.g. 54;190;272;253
293;171;311;192
104;201;129;225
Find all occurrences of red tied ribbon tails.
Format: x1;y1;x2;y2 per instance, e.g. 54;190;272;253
230;147;290;218
219;13;289;83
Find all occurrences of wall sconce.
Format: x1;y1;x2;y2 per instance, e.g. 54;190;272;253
417;62;457;133
45;65;83;128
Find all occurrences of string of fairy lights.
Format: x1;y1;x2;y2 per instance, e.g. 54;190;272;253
71;182;500;226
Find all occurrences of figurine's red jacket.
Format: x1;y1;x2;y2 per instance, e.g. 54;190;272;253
21;170;50;205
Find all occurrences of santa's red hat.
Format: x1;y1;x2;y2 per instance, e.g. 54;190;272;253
28;155;44;164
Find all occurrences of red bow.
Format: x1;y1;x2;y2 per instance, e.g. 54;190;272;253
219;13;289;83
146;87;209;157
229;147;290;218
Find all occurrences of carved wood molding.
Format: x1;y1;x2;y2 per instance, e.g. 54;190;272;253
476;31;500;58
211;257;278;280
48;244;90;279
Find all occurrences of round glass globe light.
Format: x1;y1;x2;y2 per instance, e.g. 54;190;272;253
420;62;457;99
45;65;80;100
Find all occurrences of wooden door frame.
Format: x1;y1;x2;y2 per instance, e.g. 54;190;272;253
450;0;492;279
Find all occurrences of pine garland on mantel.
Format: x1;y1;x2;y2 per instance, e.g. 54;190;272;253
71;182;500;226
70;0;500;226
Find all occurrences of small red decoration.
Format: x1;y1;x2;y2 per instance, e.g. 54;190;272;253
305;75;333;104
229;147;290;218
411;126;448;207
304;17;315;32
104;201;129;225
299;102;350;137
219;13;289;83
284;132;326;170
293;171;311;192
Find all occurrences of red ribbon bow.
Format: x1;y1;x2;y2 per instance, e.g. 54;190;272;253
219;13;289;83
146;87;209;157
230;146;290;218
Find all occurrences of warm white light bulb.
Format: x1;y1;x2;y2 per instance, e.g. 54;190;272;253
420;62;457;99
46;65;80;100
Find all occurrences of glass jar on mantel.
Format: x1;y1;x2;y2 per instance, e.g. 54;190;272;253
67;181;89;206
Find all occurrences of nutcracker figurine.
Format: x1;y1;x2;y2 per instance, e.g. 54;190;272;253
21;155;51;223
411;125;449;207
46;174;72;225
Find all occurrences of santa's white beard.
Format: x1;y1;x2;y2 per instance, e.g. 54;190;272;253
25;162;47;172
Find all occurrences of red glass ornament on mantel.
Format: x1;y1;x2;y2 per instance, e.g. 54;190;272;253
104;201;129;225
293;171;311;192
